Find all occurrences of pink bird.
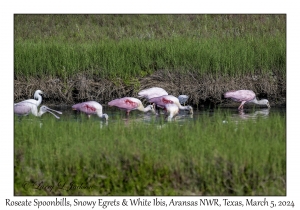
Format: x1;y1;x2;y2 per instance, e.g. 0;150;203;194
148;95;193;114
108;97;156;116
72;101;108;120
224;90;270;110
163;104;179;121
14;104;62;119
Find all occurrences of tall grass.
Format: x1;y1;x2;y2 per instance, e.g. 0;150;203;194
14;111;286;195
14;36;285;79
14;14;286;79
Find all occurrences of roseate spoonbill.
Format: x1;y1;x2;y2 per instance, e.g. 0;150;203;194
164;103;179;121
224;90;270;110
138;87;168;100
148;95;193;114
72;101;108;120
108;97;156;116
14;104;62;119
14;90;44;107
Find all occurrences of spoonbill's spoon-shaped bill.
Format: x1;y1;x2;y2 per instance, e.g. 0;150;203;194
14;103;62;119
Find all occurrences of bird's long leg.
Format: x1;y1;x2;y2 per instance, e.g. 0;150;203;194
238;101;246;110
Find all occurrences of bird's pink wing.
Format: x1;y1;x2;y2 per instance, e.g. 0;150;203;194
161;96;174;105
108;98;139;110
148;96;162;104
224;90;255;102
72;102;97;114
149;96;174;107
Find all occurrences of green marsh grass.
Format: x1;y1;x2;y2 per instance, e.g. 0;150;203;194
14;36;285;79
14;14;286;79
14;111;286;195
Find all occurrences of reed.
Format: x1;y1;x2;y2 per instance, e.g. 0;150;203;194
14;110;286;195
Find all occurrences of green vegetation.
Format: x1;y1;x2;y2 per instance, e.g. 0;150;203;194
14;15;286;195
14;111;286;195
14;14;286;79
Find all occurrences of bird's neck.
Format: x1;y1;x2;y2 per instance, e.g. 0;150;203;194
37;109;44;117
36;95;42;106
134;103;145;112
142;105;150;112
177;103;192;113
250;98;264;105
179;105;188;110
176;102;187;110
96;111;103;117
97;111;107;119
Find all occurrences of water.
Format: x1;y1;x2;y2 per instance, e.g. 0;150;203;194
39;105;286;126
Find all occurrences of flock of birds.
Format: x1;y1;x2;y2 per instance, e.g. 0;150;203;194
14;87;270;121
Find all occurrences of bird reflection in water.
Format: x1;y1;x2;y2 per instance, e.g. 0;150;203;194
99;120;108;129
121;112;155;126
237;108;270;121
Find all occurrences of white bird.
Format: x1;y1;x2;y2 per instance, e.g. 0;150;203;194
14;104;62;119
14;90;62;118
14;90;44;107
163;103;179;121
138;87;168;100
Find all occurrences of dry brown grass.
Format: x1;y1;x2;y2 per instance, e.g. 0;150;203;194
14;71;285;107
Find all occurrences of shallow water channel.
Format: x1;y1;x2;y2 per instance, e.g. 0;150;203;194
39;105;286;127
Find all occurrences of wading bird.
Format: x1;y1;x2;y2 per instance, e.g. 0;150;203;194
14;90;62;118
72;101;108;120
14;104;62;119
108;97;156;116
148;95;193;114
14;90;44;107
224;90;270;110
138;87;191;115
164;103;179;121
138;87;168;100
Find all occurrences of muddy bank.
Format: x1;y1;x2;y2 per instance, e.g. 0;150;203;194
14;70;286;107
